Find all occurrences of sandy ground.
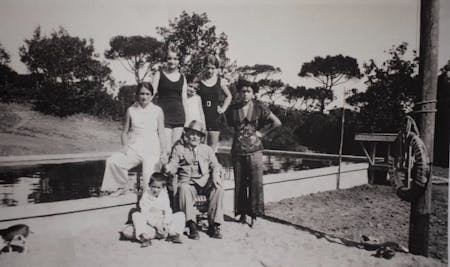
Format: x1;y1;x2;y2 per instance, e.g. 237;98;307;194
0;203;446;267
1;103;448;266
266;183;448;263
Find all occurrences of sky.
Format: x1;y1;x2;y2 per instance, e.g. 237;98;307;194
1;0;449;101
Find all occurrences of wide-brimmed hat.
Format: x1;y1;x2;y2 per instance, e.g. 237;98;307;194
184;120;206;136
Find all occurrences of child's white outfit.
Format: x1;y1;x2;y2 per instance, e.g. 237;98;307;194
101;102;162;192
185;95;204;126
132;190;185;239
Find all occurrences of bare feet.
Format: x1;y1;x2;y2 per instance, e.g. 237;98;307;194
109;188;127;197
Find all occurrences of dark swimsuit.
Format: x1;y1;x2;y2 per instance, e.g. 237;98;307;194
198;77;222;131
157;70;185;128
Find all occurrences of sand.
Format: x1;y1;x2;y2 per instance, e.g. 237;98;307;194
0;204;445;267
266;183;448;262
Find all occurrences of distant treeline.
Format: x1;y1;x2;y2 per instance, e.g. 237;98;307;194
0;11;448;166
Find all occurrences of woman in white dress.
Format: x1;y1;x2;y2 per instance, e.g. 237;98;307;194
100;83;167;196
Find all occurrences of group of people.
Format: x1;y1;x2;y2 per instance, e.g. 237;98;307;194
99;44;282;246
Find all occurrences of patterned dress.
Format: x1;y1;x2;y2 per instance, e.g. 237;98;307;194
224;100;271;217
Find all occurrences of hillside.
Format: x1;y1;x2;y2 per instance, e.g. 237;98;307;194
0;103;122;156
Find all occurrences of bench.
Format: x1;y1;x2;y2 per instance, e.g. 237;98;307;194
354;133;398;184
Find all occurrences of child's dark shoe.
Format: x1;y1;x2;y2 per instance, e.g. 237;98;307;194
167;233;183;244
138;234;152;247
140;239;152;247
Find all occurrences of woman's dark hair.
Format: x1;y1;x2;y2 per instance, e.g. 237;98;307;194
236;78;259;94
204;54;220;68
185;73;198;84
164;43;181;60
148;172;167;186
135;82;154;97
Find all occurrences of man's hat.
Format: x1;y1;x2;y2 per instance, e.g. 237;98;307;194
184;120;206;136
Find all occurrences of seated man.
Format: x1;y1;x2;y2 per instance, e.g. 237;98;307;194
163;120;224;240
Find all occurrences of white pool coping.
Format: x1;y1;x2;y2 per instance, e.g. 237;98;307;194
0;162;368;222
0;146;375;167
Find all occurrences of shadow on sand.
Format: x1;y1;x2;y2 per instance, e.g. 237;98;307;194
260;214;408;256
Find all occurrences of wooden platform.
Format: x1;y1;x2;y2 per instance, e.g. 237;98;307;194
354;133;398;184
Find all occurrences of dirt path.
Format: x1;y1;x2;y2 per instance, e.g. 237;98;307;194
0;204;446;267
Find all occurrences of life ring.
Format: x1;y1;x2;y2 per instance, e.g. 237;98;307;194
390;135;430;202
389;117;431;202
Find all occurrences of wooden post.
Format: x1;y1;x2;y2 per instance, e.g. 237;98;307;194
337;88;346;189
337;107;345;189
409;0;439;256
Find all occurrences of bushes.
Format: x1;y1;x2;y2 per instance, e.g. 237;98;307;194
33;81;122;119
266;105;361;155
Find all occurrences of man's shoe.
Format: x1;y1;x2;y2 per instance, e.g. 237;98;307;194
207;225;214;236
209;224;223;239
238;214;247;224
188;221;200;240
167;233;183;244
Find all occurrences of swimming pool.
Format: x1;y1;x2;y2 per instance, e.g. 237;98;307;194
0;152;337;207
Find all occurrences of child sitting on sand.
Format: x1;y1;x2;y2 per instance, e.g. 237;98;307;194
120;172;185;247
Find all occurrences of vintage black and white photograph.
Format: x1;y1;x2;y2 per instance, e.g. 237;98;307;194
0;0;449;266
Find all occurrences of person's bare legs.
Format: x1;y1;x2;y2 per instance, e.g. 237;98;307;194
207;131;220;152
164;128;173;153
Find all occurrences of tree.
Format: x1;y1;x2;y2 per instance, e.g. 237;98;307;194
299;54;362;112
282;85;333;112
237;64;284;105
282;85;306;111
0;43;19;102
105;35;164;84
346;42;419;132
19;26;115;116
19;27;112;85
157;11;229;77
238;64;281;82
0;43;11;66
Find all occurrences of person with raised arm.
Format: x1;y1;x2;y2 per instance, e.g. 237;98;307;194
222;78;281;227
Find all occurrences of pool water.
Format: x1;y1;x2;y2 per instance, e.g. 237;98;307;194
0;153;336;207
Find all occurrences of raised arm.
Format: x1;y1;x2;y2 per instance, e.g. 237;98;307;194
217;79;232;114
197;95;206;126
257;111;282;138
157;107;168;163
163;145;182;176
181;75;188;119
151;71;161;95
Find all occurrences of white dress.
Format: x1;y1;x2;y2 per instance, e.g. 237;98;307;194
101;102;162;192
184;95;204;126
